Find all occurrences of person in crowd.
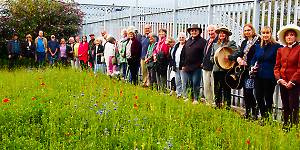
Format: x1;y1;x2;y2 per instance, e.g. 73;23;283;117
104;36;117;76
250;26;282;119
274;24;300;128
67;37;75;68
119;28;129;80
202;25;218;105
35;30;47;67
170;32;186;98
211;27;237;108
153;28;170;92
7;33;22;70
22;34;36;68
59;38;68;66
78;35;89;70
100;31;108;46
166;37;176;94
145;32;158;90
73;36;81;69
126;28;142;85
47;35;60;66
140;24;152;87
93;38;105;74
180;24;206;104
229;24;260;118
89;34;95;50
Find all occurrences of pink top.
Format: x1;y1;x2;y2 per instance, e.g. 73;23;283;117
60;44;67;58
78;42;89;63
153;37;170;57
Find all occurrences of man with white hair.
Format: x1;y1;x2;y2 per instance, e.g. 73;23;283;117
202;25;218;105
140;24;152;87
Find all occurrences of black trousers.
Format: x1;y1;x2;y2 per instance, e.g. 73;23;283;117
254;77;276;118
128;58;140;85
280;84;300;127
213;71;231;108
8;54;20;70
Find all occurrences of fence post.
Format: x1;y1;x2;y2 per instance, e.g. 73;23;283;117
173;0;178;39
252;0;260;31
207;0;213;25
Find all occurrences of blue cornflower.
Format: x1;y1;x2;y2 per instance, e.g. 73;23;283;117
114;107;117;111
93;103;98;107
81;92;85;96
96;110;103;115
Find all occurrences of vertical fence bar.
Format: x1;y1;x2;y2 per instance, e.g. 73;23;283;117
279;1;285;28
261;2;265;29
272;1;278;38
287;0;292;24
267;1;272;27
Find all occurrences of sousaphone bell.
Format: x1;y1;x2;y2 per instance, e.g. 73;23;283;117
213;46;235;70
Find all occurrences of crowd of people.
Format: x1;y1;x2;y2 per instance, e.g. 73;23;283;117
6;23;300;129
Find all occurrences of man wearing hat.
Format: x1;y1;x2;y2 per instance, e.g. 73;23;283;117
179;24;207;104
89;33;95;51
274;24;300;128
7;33;21;69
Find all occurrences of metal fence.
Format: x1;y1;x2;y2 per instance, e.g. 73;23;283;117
80;0;300;119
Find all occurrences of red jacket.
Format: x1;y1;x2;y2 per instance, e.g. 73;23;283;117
274;43;300;84
78;42;89;63
153;37;170;57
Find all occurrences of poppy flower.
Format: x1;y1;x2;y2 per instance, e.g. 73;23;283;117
120;90;123;96
31;97;36;101
134;103;138;110
40;82;45;86
246;138;251;145
134;95;138;100
2;98;10;103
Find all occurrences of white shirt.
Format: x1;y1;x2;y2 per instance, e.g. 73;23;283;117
175;44;184;68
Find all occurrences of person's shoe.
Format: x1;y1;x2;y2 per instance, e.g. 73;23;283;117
192;100;199;105
183;97;189;102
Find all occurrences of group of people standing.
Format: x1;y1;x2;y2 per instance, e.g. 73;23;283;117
6;23;300;128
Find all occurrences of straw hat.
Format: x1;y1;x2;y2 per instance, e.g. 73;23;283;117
277;24;300;45
216;27;232;36
187;24;202;34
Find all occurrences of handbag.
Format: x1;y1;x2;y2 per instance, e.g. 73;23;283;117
245;78;254;89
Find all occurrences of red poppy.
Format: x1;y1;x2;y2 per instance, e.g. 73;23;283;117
134;95;138;99
134;103;138;110
2;98;10;103
31;97;36;101
120;90;123;96
40;82;45;86
246;138;250;145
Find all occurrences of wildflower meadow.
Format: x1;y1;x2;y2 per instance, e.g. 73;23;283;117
0;68;300;149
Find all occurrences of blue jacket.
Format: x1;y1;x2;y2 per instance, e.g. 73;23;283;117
251;43;282;80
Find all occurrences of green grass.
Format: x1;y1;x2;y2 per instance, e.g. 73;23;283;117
0;68;299;149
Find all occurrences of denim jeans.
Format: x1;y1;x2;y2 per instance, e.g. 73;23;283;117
36;52;45;67
181;68;202;101
94;63;107;74
175;68;183;97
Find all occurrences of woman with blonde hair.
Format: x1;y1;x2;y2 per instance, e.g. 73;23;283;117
251;26;282;119
22;34;35;68
229;23;260;118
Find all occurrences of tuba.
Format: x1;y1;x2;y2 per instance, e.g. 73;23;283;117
214;46;235;70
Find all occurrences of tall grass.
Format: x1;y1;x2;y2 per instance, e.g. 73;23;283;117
0;68;299;149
